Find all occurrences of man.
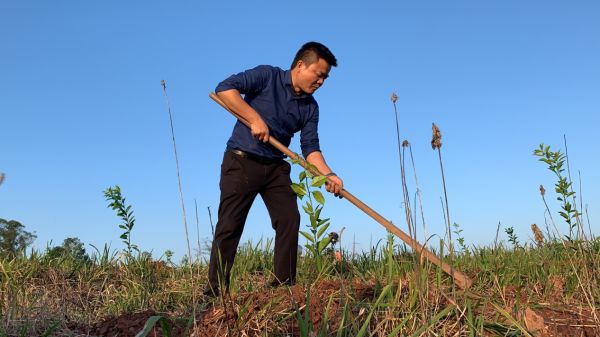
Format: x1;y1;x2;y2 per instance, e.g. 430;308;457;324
205;42;343;296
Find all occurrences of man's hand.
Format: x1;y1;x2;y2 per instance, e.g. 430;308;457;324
326;175;343;198
305;151;343;198
249;116;270;143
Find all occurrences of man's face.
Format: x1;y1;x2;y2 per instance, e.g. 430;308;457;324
294;58;331;95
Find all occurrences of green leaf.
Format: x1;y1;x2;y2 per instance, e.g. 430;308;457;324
311;175;328;187
303;202;314;213
291;183;307;197
489;303;534;337
305;162;318;174
302;204;311;214
310;215;318;229
293;291;311;337
312;190;325;205
409;305;455;337
336;304;349;337
316;222;331;239
40;320;61;337
299;170;307;182
300;231;315;243
158;317;171;336
314;205;323;219
356;284;393;337
182;316;195;337
134;316;165;337
318;236;332;252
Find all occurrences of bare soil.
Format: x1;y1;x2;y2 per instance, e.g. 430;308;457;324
68;279;598;337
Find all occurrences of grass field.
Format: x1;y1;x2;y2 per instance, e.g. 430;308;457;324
1;230;598;336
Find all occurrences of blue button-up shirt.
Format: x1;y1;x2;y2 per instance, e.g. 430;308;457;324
215;65;321;159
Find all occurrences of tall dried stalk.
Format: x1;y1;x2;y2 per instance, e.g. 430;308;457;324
431;123;453;255
400;143;416;239
391;93;430;306
563;135;584;239
160;80;197;332
390;93;415;240
431;123;457;294
407;142;428;242
208;206;215;238
194;199;201;262
539;184;558;239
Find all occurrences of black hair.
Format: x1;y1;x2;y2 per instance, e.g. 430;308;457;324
290;41;337;69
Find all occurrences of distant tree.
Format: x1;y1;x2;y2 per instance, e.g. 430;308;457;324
46;237;90;263
0;218;36;258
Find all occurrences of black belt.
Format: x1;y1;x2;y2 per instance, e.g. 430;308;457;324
227;149;283;164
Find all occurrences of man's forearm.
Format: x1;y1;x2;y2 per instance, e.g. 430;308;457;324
216;89;262;124
306;151;334;175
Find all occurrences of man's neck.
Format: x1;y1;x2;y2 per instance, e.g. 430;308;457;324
289;69;298;95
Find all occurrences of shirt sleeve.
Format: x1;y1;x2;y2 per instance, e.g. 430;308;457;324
215;65;272;95
300;103;321;158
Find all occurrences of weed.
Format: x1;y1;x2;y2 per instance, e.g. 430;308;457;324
504;226;520;249
291;163;336;274
104;185;139;257
533;144;582;240
453;222;468;253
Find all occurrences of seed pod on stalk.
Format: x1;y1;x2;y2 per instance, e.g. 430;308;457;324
431;123;442;149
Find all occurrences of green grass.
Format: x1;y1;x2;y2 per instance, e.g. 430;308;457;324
1;235;598;336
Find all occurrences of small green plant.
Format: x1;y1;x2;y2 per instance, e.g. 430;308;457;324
104;185;139;256
293;287;312;337
291;163;334;274
533;144;582;239
385;231;395;285
163;249;174;266
453;222;468;253
505;226;519;249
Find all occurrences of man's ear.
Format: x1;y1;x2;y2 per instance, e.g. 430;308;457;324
294;60;305;70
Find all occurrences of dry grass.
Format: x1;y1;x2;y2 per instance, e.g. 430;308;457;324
1;237;599;336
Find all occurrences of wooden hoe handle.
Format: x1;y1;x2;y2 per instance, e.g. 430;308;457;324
209;92;473;290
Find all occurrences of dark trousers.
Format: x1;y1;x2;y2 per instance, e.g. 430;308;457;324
207;151;300;290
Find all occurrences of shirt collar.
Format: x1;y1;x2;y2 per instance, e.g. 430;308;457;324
284;69;310;100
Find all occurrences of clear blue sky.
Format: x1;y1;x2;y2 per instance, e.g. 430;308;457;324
2;1;598;260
